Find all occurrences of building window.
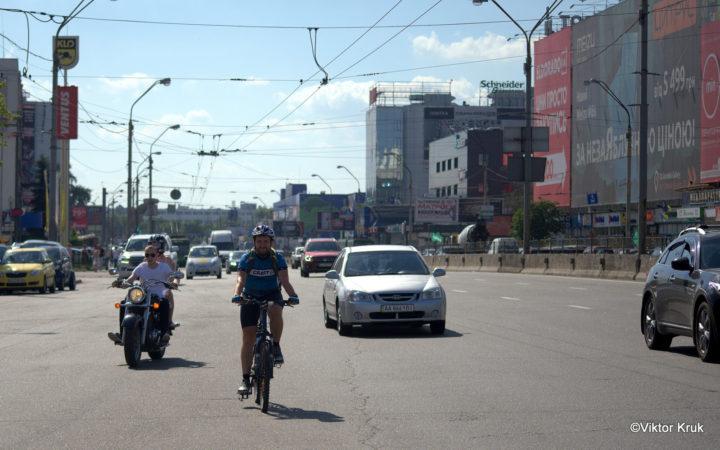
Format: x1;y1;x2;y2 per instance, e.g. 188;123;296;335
436;188;440;197
442;160;446;171
448;159;452;170
441;187;446;197
454;157;458;169
436;162;440;173
453;184;458;196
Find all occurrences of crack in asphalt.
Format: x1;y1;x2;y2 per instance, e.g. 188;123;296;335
342;340;381;450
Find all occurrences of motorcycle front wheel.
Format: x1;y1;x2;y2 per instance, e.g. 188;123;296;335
123;327;142;368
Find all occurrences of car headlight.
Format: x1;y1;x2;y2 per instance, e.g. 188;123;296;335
120;257;129;264
348;290;374;302
420;287;443;300
304;255;313;262
30;270;41;276
127;287;145;304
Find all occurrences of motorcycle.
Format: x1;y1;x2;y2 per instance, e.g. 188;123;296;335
108;269;184;368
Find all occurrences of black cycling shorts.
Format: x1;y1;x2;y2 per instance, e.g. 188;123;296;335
240;290;284;328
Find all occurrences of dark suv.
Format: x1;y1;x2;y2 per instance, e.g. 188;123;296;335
641;226;720;362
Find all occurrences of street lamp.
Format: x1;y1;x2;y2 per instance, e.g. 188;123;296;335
311;173;333;194
472;0;562;254
49;0;98;242
253;196;267;207
127;77;171;236
148;124;180;232
271;189;282;199
383;152;414;245
585;79;633;252
337;165;361;193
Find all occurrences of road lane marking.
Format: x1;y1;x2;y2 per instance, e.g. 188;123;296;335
635;293;643;297
515;282;529;286
451;289;468;293
500;296;521;301
568;287;587;291
568;305;591;310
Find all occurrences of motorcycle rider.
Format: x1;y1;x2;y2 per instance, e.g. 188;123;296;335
108;244;178;345
148;235;178;328
232;224;299;396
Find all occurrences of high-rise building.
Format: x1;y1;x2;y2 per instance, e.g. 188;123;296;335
0;58;22;240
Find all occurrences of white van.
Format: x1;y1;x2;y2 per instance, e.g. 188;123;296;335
487;237;519;254
209;230;235;266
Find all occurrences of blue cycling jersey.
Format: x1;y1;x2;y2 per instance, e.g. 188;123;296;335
239;251;288;294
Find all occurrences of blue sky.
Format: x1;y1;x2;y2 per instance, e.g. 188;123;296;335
1;0;578;209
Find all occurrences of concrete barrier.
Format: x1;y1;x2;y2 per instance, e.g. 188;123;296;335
523;254;548;275
499;254;524;273
479;254;501;272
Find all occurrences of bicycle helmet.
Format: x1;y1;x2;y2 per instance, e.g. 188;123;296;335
251;224;275;239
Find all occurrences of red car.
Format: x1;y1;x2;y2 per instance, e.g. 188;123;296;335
300;238;341;277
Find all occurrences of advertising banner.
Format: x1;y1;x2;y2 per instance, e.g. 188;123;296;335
571;0;640;207
71;206;87;229
647;0;700;199
533;26;572;206
700;19;720;181
414;198;458;224
55;86;78;139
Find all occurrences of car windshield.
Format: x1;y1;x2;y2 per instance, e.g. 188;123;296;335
125;239;147;251
213;242;234;251
344;251;429;277
306;241;340;252
190;247;217;257
44;247;61;262
700;236;720;268
2;251;44;264
230;251;245;259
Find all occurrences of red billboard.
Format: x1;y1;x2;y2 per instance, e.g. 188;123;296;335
700;20;720;182
55;86;78;139
71;206;87;230
533;27;571;206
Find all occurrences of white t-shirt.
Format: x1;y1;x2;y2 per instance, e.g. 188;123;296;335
130;262;174;297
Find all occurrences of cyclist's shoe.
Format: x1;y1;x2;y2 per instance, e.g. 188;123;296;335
273;342;284;365
107;332;122;345
238;379;252;396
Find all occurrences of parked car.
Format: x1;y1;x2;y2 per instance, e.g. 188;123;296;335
583;246;614;254
322;245;446;335
185;245;222;279
641;226;720;362
17;240;76;290
487;237;519;254
0;248;56;294
290;246;305;269
300;238;341;278
226;250;246;274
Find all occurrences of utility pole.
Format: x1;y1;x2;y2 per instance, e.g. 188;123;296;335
135;177;140;233
639;0;648;254
101;187;107;245
149;154;154;233
59;69;70;246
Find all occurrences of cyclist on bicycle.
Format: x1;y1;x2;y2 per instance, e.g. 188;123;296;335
232;224;299;396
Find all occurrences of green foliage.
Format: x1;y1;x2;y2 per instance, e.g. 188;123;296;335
511;200;563;240
0;81;18;145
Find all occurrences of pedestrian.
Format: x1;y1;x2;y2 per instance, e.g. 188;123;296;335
92;244;101;272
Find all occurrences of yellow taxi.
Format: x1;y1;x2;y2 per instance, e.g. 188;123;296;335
0;248;56;294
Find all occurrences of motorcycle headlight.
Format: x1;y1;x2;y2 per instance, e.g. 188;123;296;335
348;290;374;302
30;270;41;276
420;287;443;300
127;287;145;304
304;255;313;262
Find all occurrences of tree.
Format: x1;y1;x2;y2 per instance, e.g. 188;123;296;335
511;200;563;241
68;168;92;206
0;81;17;145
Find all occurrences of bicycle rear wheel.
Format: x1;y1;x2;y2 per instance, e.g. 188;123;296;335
260;341;272;413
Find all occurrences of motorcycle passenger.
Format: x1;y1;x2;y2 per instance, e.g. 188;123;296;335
108;245;178;345
233;224;299;396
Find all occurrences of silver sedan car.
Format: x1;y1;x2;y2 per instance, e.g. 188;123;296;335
322;245;446;335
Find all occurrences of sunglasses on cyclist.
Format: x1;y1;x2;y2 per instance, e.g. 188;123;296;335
145;253;157;257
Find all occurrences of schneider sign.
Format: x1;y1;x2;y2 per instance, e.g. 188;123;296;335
480;80;524;92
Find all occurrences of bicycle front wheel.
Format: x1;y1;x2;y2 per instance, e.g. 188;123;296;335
260;340;272;413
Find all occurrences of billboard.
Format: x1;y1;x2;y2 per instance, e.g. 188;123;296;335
533;26;572;206
414;198;458;224
55;86;78;139
71;206;87;230
646;0;700;199
571;0;640;207
700;18;720;181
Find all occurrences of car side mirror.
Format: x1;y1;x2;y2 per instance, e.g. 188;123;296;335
671;257;692;272
325;270;340;280
432;267;446;277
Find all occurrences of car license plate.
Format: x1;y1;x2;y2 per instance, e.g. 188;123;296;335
380;304;414;312
318;263;332;268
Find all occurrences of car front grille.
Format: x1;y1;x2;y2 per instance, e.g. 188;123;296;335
6;272;27;278
377;292;417;302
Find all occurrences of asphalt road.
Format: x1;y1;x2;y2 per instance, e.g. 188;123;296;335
1;269;719;449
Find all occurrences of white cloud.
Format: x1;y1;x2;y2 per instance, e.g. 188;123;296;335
284;80;375;113
100;73;155;93
412;31;526;60
409;75;478;106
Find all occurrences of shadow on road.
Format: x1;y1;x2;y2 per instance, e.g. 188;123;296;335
243;402;344;422
350;325;462;339
668;345;699;358
132;357;208;370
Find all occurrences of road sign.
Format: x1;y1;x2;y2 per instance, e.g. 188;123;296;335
502;126;550;153
54;36;79;69
170;189;181;200
587;192;598;205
